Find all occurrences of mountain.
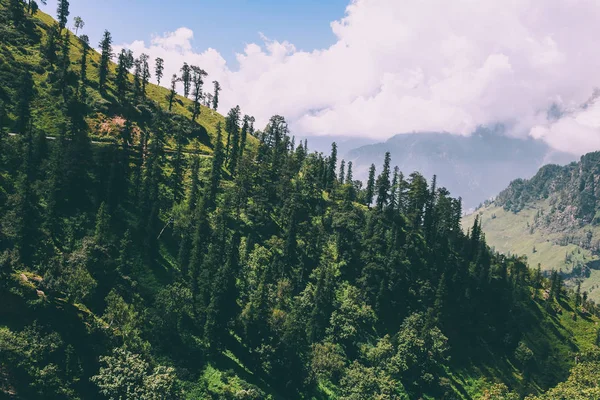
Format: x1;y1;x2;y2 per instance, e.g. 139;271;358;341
2;3;600;400
344;128;576;211
299;135;378;158
463;151;600;302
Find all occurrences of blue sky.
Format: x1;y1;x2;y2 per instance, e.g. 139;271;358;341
41;0;349;66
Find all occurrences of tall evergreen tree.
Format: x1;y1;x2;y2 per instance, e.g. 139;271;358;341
15;71;35;135
212;80;221;111
56;0;70;32
191;66;207;121
375;152;391;210
180;63;191;98
98;30;113;93
78;35;90;101
365;164;376;207
154;57;164;86
224;106;241;164
116;49;134;101
207;122;225;210
239;115;250;160
346;161;353;184
168;74;179;111
326;142;338;190
139;53;151;97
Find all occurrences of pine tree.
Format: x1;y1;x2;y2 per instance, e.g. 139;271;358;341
116;49;134;101
139;53;151;97
78;35;90;101
575;282;582;308
224;106;241;164
375;152;391;210
170;131;185;204
212;80;221;110
154;57;164;86
338;160;346;185
43;24;59;66
15;71;35;134
227;107;242;173
365;164;376;207
180;63;191;98
168;74;179;111
207;122;225;210
346;161;353;184
191;66;207;121
239;115;250;159
326;142;337;190
56;0;70;32
98;30;113;93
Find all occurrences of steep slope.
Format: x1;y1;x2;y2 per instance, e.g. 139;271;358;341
0;2;252;154
345;127;575;211
463;152;600;302
1;3;600;400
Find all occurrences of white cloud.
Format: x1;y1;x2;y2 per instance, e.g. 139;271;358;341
117;0;600;155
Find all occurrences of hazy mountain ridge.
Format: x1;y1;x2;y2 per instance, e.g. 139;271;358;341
345;129;576;211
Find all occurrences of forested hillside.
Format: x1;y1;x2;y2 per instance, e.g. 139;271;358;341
2;1;600;399
464;151;600;303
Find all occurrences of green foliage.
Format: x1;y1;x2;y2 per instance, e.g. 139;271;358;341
1;4;600;400
91;347;180;400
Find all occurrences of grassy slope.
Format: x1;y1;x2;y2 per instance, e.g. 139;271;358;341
463;202;600;302
4;7;252;154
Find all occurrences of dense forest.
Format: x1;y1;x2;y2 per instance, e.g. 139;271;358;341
2;1;600;399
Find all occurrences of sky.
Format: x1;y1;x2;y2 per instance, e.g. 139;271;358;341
41;0;600;156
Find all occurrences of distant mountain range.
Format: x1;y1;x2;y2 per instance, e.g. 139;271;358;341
343;128;577;211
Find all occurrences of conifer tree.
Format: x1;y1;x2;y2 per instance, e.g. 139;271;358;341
339;160;345;185
168;74;179;111
78;35;90;101
154;57;164;86
139;53;151;97
44;25;59;66
224;106;241;164
365;164;376;207
190;66;207;121
56;0;70;32
207;122;225;210
116;49;134;101
16;71;35;134
227;107;242;173
375;152;391;210
170;131;185;204
239;115;250;159
212;80;221;111
98;30;113;93
346;161;353;184
180;63;191;98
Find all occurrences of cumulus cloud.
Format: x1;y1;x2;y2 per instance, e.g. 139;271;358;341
117;0;600;155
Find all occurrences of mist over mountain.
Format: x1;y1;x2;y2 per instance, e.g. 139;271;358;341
345;128;577;211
